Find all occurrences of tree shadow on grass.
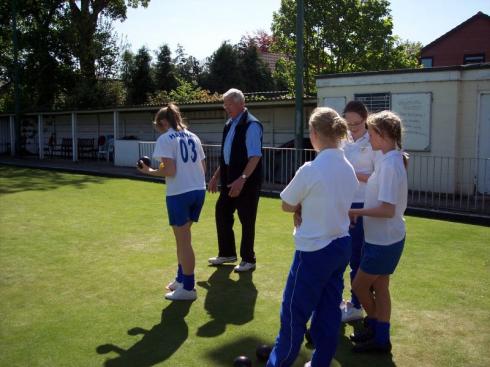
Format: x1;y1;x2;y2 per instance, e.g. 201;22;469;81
0;166;106;195
96;301;192;367
196;265;257;337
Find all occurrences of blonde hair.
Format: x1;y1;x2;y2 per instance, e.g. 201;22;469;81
309;107;348;142
367;110;408;167
366;110;403;150
153;103;187;131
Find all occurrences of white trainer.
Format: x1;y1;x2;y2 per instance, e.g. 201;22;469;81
166;280;183;291
208;256;237;265
341;302;364;322
234;261;256;272
164;287;197;301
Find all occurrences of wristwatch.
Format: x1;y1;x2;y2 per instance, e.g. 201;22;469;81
241;174;247;180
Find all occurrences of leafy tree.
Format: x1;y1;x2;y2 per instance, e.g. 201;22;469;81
0;0;75;110
120;49;135;83
67;0;150;85
200;42;241;93
149;78;221;105
154;44;178;92
173;44;202;84
124;46;154;105
201;41;275;93
1;1;131;110
239;30;275;52
93;18;122;80
237;43;274;92
387;38;422;69
272;0;421;93
272;57;294;91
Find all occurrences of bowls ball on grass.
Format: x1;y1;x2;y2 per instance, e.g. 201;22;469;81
233;355;252;367
256;344;272;361
137;156;151;169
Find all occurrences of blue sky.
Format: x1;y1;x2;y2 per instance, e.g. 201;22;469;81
113;0;490;60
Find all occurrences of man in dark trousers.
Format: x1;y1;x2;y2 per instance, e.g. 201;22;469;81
207;88;263;272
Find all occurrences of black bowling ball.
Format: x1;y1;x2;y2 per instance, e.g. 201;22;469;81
233;355;252;367
256;344;272;361
137;156;151;169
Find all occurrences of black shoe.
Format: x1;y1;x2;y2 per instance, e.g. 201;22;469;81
349;327;374;343
352;339;392;353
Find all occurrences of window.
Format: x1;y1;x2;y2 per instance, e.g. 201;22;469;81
420;57;433;68
354;93;391;112
464;53;485;64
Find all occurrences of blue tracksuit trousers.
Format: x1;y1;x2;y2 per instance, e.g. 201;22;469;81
267;236;351;367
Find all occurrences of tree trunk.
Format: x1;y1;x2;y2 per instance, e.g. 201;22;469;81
69;0;99;85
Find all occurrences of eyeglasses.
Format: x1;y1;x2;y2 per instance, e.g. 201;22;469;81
346;119;365;127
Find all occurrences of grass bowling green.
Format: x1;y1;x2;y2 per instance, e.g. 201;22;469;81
0;166;489;367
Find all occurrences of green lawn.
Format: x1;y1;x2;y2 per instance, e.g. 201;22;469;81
0;166;489;367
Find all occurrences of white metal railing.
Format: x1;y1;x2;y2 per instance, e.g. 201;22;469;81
139;142;490;215
406;155;489;214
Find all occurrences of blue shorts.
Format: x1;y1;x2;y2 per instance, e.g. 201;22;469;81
360;238;405;275
166;190;205;226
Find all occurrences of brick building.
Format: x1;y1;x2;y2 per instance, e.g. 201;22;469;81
420;11;490;67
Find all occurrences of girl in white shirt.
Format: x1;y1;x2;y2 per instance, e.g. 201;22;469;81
349;111;408;353
137;103;206;301
341;100;379;323
267;107;358;367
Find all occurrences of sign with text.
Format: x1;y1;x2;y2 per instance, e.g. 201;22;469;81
391;93;432;151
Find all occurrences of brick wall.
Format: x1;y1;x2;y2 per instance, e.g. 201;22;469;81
421;15;490;66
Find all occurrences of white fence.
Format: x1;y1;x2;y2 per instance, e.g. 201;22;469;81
138;142;490;215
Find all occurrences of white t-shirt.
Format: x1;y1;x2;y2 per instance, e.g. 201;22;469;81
280;149;358;252
343;131;379;203
364;150;408;246
152;128;206;196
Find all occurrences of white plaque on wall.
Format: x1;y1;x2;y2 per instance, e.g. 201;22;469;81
322;97;346;114
391;92;432;151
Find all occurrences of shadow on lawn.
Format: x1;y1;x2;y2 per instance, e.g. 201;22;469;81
96;301;192;367
328;321;397;366
0;166;106;195
197;265;257;337
206;336;311;366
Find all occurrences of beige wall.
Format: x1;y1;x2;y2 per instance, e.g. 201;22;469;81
316;67;490;193
457;75;490;159
317;77;460;157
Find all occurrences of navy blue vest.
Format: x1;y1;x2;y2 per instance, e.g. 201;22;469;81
220;109;263;188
